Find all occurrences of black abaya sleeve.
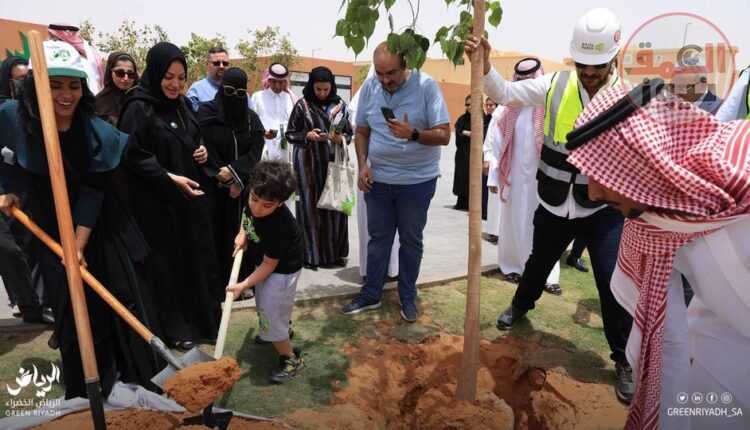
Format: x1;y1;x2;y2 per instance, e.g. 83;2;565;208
228;111;264;188
121;134;184;204
285;101;311;146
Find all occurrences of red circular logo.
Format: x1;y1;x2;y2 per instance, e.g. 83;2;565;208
619;12;737;100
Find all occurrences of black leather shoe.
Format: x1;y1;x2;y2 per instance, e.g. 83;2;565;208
566;256;589;273
615;362;634;405
496;306;527;330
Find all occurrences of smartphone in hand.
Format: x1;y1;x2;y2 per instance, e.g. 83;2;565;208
381;107;396;122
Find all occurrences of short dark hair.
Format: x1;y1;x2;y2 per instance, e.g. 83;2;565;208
247;161;296;203
207;46;227;56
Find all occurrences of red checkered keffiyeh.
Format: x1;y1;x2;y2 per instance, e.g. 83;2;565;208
568;86;750;430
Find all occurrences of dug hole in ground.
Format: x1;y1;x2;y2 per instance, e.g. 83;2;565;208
34;318;626;430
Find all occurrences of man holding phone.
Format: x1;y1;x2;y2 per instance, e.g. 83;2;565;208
342;42;450;322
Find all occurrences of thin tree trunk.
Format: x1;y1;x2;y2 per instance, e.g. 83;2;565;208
455;0;485;402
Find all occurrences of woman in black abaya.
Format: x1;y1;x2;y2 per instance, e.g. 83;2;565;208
118;42;221;350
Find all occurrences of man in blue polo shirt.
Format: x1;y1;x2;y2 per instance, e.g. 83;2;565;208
186;46;230;112
342;42;450;322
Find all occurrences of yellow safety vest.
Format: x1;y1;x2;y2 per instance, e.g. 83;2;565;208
544;70;584;146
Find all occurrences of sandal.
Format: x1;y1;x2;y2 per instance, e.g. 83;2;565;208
544;283;562;295
504;273;521;284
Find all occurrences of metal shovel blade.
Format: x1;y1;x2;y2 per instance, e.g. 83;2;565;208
151;347;215;389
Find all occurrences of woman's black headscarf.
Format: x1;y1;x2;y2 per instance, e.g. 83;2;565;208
302;66;340;107
0;56;28;102
95;51;138;121
138;42;187;108
219;67;250;131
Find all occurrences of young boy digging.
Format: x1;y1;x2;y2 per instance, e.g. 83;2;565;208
226;161;305;383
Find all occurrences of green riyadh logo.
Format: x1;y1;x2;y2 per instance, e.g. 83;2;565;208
5;32;31;60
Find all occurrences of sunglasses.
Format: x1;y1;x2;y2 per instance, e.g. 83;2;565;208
223;85;247;97
574;62;609;70
211;61;230;67
112;69;136;79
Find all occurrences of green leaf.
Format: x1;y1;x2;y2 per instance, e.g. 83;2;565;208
434;26;450;43
362;18;376;38
384;0;396;10
489;4;503;27
460;11;473;26
335;20;349;37
443;40;457;62
413;48;427;69
453;43;466;64
417;35;430;52
399;31;416;51
357;5;371;21
387;32;400;54
351;36;365;55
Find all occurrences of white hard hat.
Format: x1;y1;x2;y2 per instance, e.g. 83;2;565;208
29;41;87;79
570;8;621;65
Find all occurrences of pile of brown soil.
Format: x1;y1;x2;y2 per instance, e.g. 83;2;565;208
164;357;242;412
285;332;627;430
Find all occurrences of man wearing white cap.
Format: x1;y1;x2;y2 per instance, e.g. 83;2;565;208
250;63;297;163
466;8;634;403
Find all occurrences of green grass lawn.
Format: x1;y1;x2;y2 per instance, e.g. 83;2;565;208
0;253;614;420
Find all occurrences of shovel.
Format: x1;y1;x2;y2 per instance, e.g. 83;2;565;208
10;207;212;387
179;248;244;430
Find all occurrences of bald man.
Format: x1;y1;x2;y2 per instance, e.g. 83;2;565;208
342;42;450;322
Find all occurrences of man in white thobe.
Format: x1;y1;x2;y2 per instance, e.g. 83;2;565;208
485;58;559;288
250;63;296;162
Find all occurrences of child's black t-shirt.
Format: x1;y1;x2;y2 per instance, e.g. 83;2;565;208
242;205;303;274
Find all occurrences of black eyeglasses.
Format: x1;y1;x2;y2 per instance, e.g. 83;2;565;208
112;69;136;79
223;85;247;97
574;62;609;70
211;61;230;67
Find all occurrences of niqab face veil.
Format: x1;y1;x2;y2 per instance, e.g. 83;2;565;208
220;67;250;131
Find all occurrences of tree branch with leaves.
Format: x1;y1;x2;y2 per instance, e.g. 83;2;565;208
334;0;501;68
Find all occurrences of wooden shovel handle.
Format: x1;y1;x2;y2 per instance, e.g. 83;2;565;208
11;206;155;342
214;249;244;359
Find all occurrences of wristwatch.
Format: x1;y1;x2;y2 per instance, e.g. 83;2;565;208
410;128;420;142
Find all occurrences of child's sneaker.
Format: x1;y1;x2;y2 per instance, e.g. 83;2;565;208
270;349;304;384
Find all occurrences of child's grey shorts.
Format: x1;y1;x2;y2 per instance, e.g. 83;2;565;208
255;270;301;342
